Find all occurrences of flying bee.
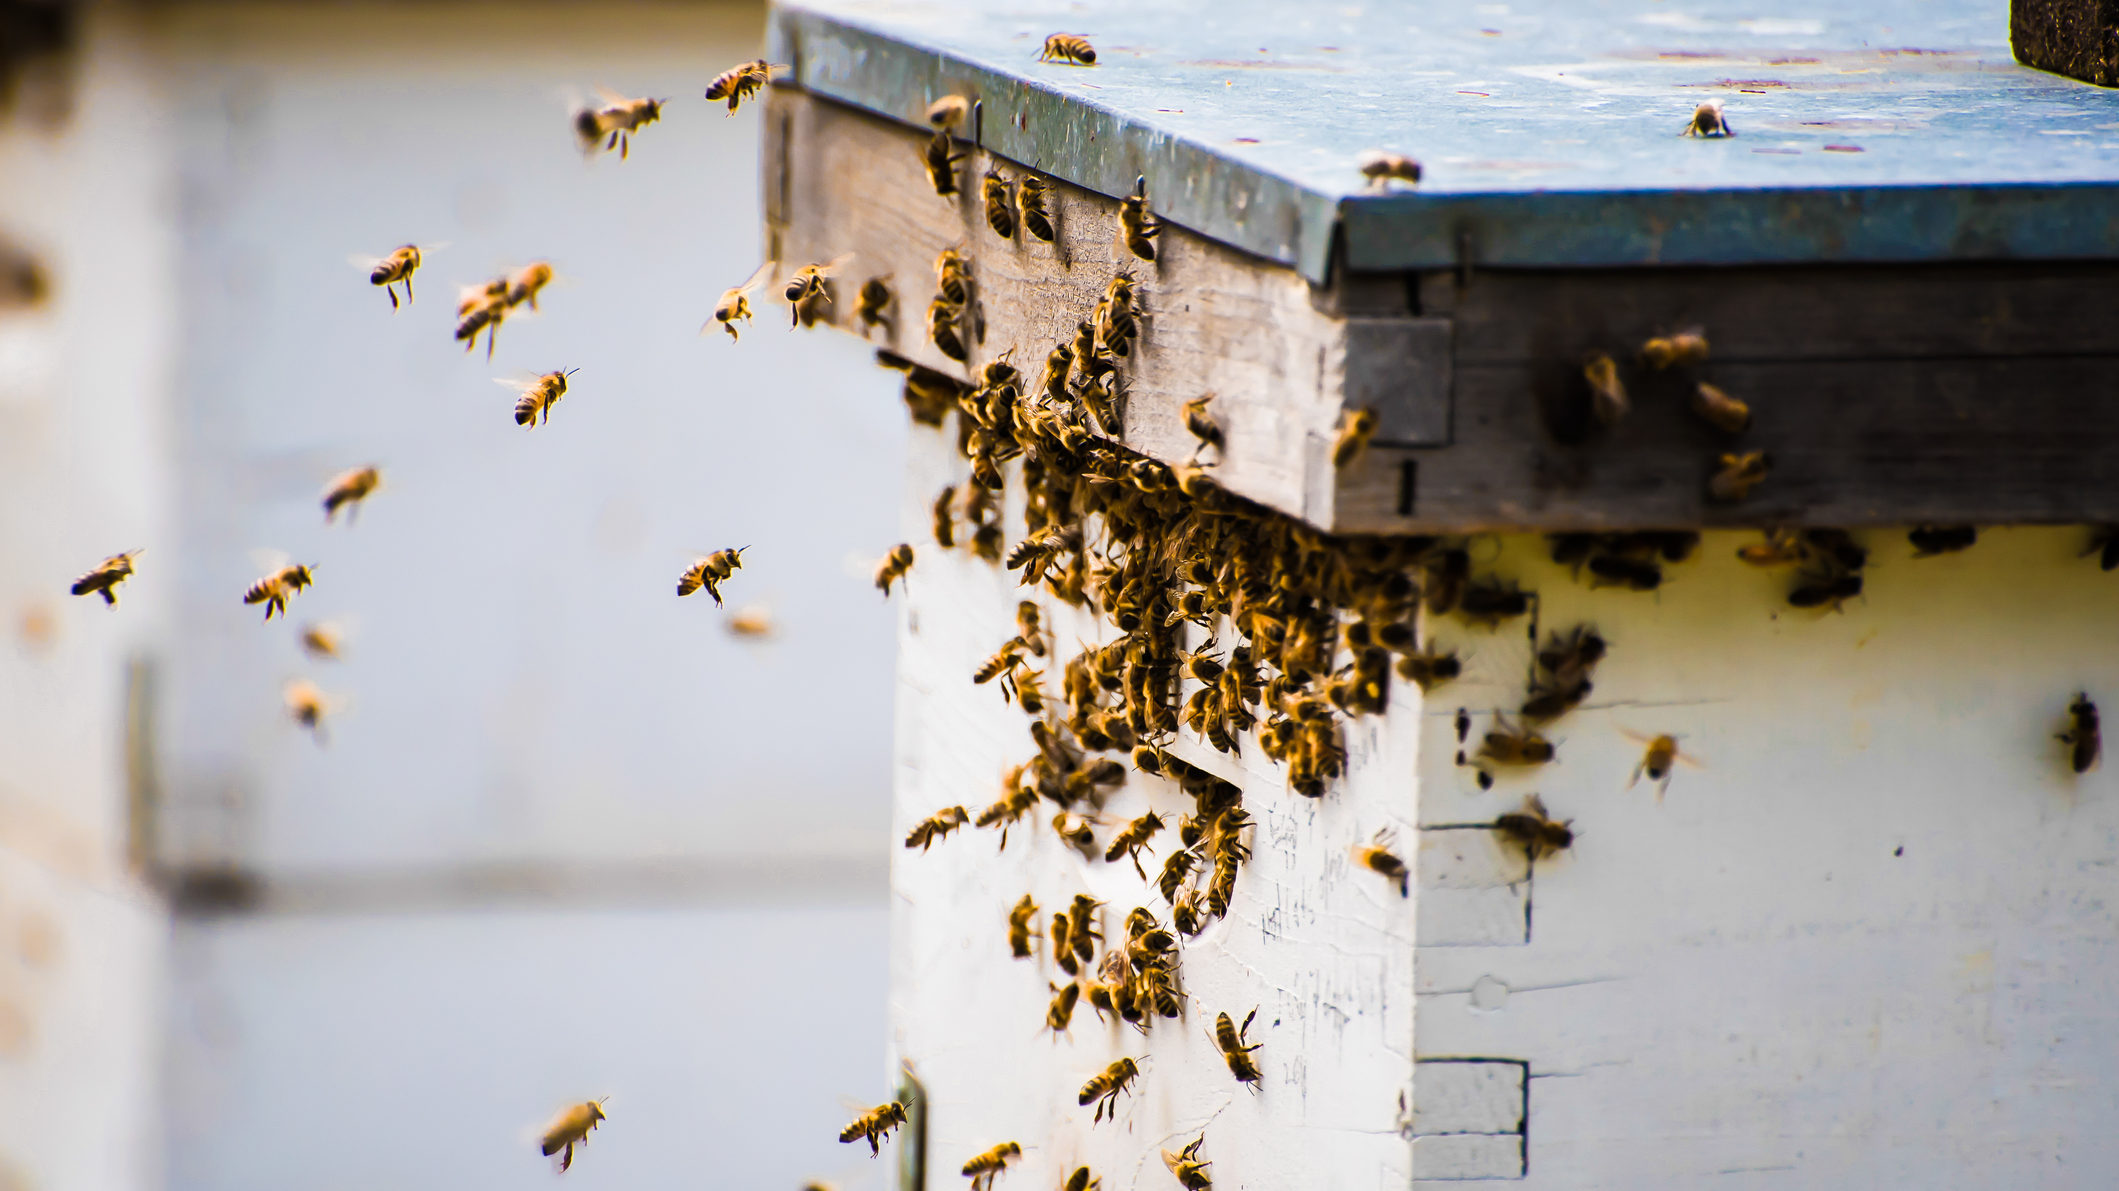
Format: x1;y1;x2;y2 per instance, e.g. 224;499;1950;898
931;486;958;548
574;89;663;159
1040;33;1097;65
1683;99;1734;137
1213;1007;1263;1086
1787;567;1862;611
538;1099;607;1173
1078;1057;1140;1122
974;638;1026;689
703;58;779;114
1909;525;1977;557
1333;407;1378;469
1583;351;1629;426
455;280;508;358
1017;173;1056;241
928;295;968;361
1494;794;1574;860
706;262;774;340
905;805;970;852
298;620;345;660
70;549;140;607
499;369;576;428
1007;894;1040;958
925;95;969;128
1708;450;1771;503
1053;811;1096;858
1478;712;1555;766
1183;394;1224;462
1117;183;1160;261
855;276;893;335
962;1142;1021;1190
875;543;915;596
1640;329;1710;370
1162;1136;1213;1190
837;1099;909;1157
1688;381;1751;434
1103;810;1163;878
2060;693;2101;774
243;562;314;622
360;243;426;309
320;465;381;523
923;129;966;196
676;546;747;605
1046;980;1082;1033
785;257;848;327
1395;647;1461;691
1350;831;1408;896
1015;600;1047;656
725;604;774;638
505;261;554;310
283;679;331;741
982;169;1017;238
1358;151;1422;190
1063;1167;1101;1191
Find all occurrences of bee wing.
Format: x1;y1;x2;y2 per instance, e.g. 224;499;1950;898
822;251;858;274
733;260;775;295
592;83;630;105
347;253;387;270
492;374;544;391
248;547;293;573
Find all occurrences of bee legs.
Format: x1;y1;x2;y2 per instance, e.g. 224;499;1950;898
387;285;398;311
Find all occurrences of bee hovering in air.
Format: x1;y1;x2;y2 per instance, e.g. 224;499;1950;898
1689;381;1751;434
1333;407;1378;469
854;276;893;336
1078;1057;1141;1123
837;1098;909;1157
499;369;577;428
298;621;345;660
724;604;774;638
455;279;509;359
538;1099;607;1173
904;805;969;852
574;88;663;159
243;560;315;622
2059;693;2101;775
283;679;332;742
70;549;141;607
1117;178;1160;261
505;261;554;311
1358;151;1422;190
703;59;781;114
1040;33;1097;65
320;465;380;524
706;262;774;341
1623;730;1698;798
875;544;915;596
355;243;434;310
962;1141;1022;1190
1683;100;1734;137
677;547;747;606
926;95;969;129
785;255;852;328
1350;830;1409;896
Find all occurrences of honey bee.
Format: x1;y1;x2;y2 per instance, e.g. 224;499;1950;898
1046;980;1081;1032
1063;1167;1101;1191
1066;892;1102;963
363;244;424;309
299;621;344;660
1683;100;1734;137
855;276;893;335
1585;553;1661;592
1582;351;1629;426
1162;1135;1213;1189
1183;394;1223;463
677;547;747;606
931;486;958;548
1213;1007;1263;1086
1689;382;1751;434
1708;450;1771;503
1537;626;1605;688
1639;329;1710;370
1053;811;1097;858
982;169;1016;239
703;59;779;114
1039;34;1097;65
1736;528;1805;567
574;90;663;159
1103;810;1163;878
924;129;966;196
1050;910;1077;975
1170;888;1206;936
2060;693;2101;774
1625;731;1687;796
1786;567;1862;611
725;604;775;638
1333;407;1378;469
1017;174;1057;241
1078;1057;1140;1122
1478;712;1555;766
785;259;846;327
707;262;773;340
70;549;140;606
1016;600;1047;656
837;1099;909;1157
1395;647;1461;691
876;543;915;595
500;369;576;428
505;261;554;310
926;95;970;128
905;805;970;852
1358;151;1422;190
1007;894;1040;958
1458;579;1529;625
243;562;314;622
283;679;331;741
962;1141;1021;1190
1909;526;1977;557
974;638;1026;687
455;280;508;358
1117;184;1159;261
1350;832;1408;896
539;1099;607;1173
320;465;381;523
928;296;969;361
1493;794;1573;860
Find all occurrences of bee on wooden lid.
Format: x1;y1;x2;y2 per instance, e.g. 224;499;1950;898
1358;151;1423;190
1683;100;1734;137
1040;33;1097;65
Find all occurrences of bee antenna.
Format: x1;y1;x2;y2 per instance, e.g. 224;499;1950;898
565;367;581;376
1134;174;1146;196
